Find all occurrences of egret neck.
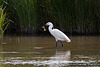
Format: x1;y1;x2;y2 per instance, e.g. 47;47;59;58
48;24;54;35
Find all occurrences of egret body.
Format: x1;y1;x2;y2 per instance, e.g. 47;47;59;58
44;22;71;48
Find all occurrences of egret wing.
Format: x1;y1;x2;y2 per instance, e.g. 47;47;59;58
53;29;71;42
53;29;66;39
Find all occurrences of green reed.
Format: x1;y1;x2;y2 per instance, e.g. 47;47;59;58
49;0;100;35
50;0;76;33
12;0;37;33
0;0;100;35
0;5;9;37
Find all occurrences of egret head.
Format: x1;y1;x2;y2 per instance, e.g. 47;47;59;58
42;22;53;31
46;22;53;26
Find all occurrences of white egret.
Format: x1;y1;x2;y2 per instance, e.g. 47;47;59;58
43;22;71;48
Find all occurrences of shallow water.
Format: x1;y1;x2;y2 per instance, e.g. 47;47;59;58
0;36;100;67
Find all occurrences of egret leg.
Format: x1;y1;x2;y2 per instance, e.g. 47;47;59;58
60;41;63;47
56;42;57;48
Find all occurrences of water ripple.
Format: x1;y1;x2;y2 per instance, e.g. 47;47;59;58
0;57;99;66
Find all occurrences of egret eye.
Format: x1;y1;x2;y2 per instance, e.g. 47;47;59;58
42;26;46;31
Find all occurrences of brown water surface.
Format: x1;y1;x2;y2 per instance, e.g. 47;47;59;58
0;36;100;67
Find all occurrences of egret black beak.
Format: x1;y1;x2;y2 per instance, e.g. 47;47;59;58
42;26;46;31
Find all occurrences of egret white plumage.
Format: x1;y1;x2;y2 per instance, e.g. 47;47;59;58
42;22;71;48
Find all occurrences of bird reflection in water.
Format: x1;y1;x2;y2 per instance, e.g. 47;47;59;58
49;50;71;67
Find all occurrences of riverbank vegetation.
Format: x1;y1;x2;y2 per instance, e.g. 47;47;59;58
0;0;100;36
0;5;9;37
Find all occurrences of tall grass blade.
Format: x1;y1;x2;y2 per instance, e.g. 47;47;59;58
0;5;9;37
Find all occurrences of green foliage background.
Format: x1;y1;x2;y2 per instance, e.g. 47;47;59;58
0;0;100;35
